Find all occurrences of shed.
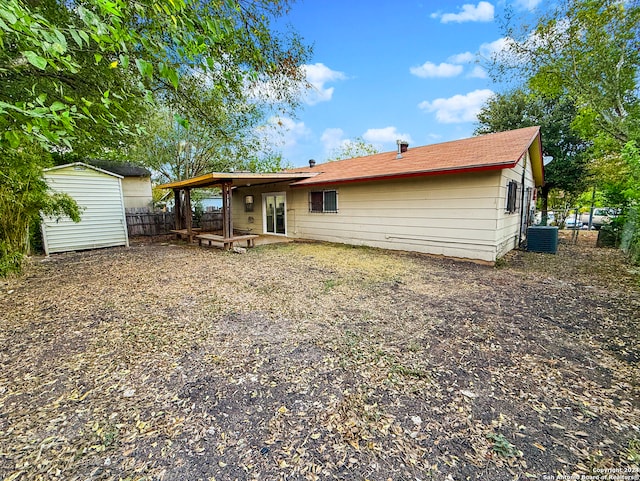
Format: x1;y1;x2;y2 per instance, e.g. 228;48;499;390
41;162;129;254
85;159;153;209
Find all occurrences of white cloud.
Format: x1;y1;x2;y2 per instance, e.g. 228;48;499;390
448;52;475;64
320;128;348;153
301;63;346;105
479;37;514;58
410;61;463;78
468;65;487;78
261;116;311;148
418;89;494;123
433;2;495;23
479;31;552;67
514;0;542;10
362;127;413;145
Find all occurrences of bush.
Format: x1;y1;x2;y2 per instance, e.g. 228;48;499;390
598;215;624;248
0;146;81;277
621;207;640;265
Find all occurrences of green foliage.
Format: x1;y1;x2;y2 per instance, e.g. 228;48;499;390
497;0;640;151
0;0;311;152
1;0;310;275
475;89;537;133
476;90;589;193
0;0;148;151
129;108;290;184
326;137;380;162
246;151;292;173
624;438;640;463
486;433;522;459
0;145;81;276
489;0;640;239
592;142;640;263
475;89;590;221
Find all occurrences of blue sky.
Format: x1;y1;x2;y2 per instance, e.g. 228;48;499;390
267;0;542;167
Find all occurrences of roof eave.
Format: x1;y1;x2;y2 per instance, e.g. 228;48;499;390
43;162;124;179
529;129;544;187
158;172;318;190
289;161;518;188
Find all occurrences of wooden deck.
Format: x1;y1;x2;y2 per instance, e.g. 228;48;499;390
196;233;259;250
170;228;201;241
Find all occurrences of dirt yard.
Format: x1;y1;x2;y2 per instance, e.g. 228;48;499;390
1;232;639;481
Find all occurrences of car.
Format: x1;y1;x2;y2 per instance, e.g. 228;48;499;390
579;207;620;230
564;214;580;229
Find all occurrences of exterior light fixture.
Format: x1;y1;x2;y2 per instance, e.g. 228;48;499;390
244;195;254;212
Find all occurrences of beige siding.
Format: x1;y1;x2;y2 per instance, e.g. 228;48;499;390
288;173;503;262
234;173;501;262
232;163;537;262
121;177;152;209
42;164;129;254
232;187;269;234
495;150;536;259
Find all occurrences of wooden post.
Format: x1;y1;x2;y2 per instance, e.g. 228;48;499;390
184;188;193;242
222;182;233;239
173;189;182;230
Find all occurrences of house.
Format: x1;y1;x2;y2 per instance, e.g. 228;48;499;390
41;163;129;254
161;126;544;263
85;159;153;209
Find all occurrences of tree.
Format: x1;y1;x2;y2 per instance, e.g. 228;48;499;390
326;137;380;162
130;109;257;183
491;0;640;255
495;0;640;152
0;0;310;151
0;146;81;276
475;89;589;222
129;107;290;185
0;0;310;274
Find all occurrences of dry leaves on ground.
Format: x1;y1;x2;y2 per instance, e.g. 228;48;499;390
0;231;639;480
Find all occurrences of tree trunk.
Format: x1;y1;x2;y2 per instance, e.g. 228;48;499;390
540;184;550;225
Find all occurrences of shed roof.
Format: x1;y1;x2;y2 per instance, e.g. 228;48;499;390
44;162;124;179
85;159;151;177
288;126;544;187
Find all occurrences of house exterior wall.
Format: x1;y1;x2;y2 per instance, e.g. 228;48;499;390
42;165;129;254
495;150;536;259
232;185;281;235
289;172;504;262
233;157;536;263
121;177;152;209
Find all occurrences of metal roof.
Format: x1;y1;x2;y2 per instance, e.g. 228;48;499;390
158;172;317;190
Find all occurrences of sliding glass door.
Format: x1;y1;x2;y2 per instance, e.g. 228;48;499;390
263;193;286;235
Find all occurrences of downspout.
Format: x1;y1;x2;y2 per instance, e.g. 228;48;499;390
518;153;528;248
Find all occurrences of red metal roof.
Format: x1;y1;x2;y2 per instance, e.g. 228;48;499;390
289;126;543;187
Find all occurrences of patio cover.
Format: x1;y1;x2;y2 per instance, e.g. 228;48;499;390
158;172;316;241
159;172;316;190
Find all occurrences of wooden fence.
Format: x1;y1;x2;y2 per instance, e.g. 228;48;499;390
125;208;222;237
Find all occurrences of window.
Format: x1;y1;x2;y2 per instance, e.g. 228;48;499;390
505;180;521;214
309;190;338;213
